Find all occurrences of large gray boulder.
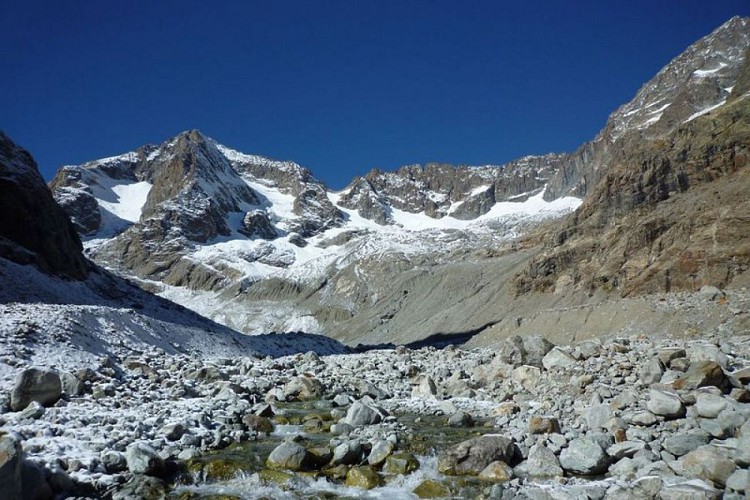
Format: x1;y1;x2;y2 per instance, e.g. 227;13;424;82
342;399;386;426
500;335;555;368
513;443;562;480
646;389;685;419
266;441;309;471
125;442;164;476
10;368;62;411
559;437;610;475
437;435;517;476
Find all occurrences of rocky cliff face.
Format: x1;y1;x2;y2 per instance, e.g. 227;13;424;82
338;154;567;223
516;88;750;297
544;16;750;201
0;132;87;279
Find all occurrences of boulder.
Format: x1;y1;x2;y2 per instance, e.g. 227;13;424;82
478;461;514;482
59;372;85;397
21;460;52;500
646;389;685;419
542;347;577;370
673;361;730;393
437;435;517;476
512;365;542;394
663;432;710;457
0;433;22;500
10;368;62;411
345;466;383;489
367;440;394;466
695;392;728;418
500;335;554;368
125;442;164;476
342;399;386;426
559;437;610;475
266;441;309;471
680;445;736;487
283;376;324;401
528;415;561;434
411;375;438;399
383;452;420;475
513;443;562;480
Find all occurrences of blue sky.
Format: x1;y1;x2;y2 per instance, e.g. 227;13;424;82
2;1;749;189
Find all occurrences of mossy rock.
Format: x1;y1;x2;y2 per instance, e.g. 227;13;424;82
258;468;295;485
307;446;334;469
171;494;242;500
303;412;334;422
383;452;420;475
413;479;452;498
302;418;329;433
242;414;274;434
322;464;349;481
345;466;384;489
200;459;248;481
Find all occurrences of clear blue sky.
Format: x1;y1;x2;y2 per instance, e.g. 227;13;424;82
2;1;748;189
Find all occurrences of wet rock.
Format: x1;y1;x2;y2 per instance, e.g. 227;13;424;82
478;460;514;482
267;441;310;471
437;435;517;476
447;410;474;428
559;437;610;475
646;389;685;419
0;433;22;500
345;466;383;489
342;399;386;426
384;452;420;475
242;414;274;434
367;440;394;466
112;475;166;500
258;468;295;485
125;442;164;476
10;368;62;411
413;479;451;498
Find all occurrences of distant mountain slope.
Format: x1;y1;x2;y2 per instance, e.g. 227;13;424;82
0;132;349;362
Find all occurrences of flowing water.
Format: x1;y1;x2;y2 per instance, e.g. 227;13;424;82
170;403;493;499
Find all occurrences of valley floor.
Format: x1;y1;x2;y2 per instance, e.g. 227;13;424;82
1;292;750;498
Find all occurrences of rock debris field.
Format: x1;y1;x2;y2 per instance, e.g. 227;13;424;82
2;313;750;499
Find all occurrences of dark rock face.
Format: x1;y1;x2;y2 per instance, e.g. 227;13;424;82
337;155;567;224
239;210;277;239
0;132;87;279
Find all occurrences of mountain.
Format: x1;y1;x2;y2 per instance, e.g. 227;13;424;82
49;132;580;339
0;132;349;366
48;17;750;346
